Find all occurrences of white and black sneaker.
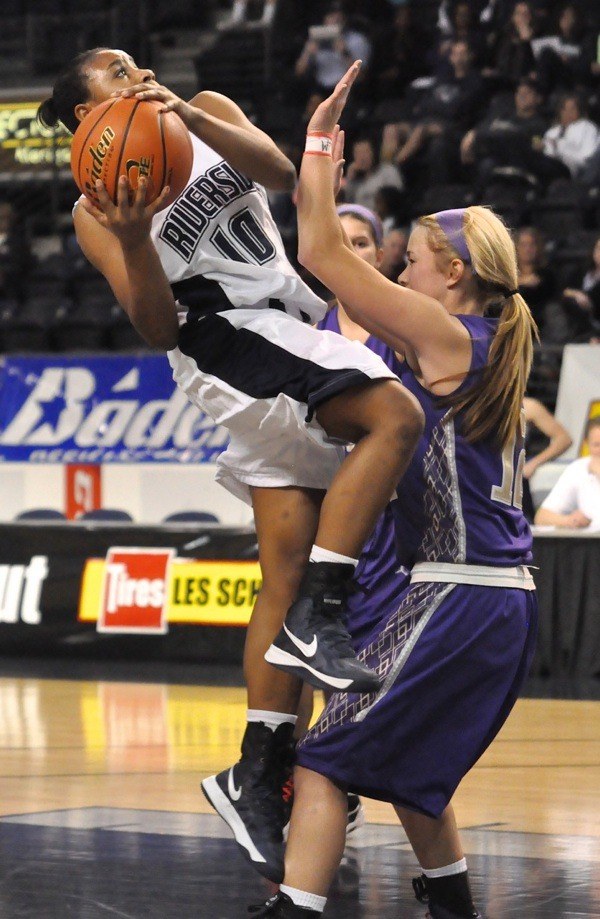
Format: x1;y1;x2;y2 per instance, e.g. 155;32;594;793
265;562;381;694
201;721;294;884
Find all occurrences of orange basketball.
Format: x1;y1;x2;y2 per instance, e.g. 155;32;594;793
70;96;193;211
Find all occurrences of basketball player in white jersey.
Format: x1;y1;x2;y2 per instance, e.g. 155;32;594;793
38;48;423;883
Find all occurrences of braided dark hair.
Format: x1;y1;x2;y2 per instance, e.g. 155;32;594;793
37;47;109;135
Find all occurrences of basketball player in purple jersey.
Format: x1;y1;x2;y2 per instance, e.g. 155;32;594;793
249;64;538;919
318;203;409;649
315;203;409;833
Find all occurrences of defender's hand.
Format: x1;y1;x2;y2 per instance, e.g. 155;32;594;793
307;60;361;134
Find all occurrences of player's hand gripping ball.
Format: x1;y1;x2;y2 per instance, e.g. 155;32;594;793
70;96;193;211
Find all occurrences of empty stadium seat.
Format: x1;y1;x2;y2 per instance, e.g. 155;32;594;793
78;509;133;522
51;299;111;351
2;296;69;352
162;511;220;524
15;509;67;520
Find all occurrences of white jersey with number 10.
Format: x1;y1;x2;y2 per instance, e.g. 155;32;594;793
150;132;326;323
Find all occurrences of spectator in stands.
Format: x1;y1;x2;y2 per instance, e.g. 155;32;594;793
390;40;485;186
532;3;586;93
542;93;600;183
460;77;549;185
522;395;573;521
491;1;537;86
379;227;408;282
373;185;406;234
368;2;429;103
515;227;557;335
561;235;600;341
534;417;600;530
579;23;600;88
294;2;371;105
0;200;30;301
434;0;488;70
343;137;403;212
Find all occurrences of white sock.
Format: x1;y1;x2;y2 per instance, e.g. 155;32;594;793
247;709;297;731
309;545;358;567
422;857;468;878
280;884;326;912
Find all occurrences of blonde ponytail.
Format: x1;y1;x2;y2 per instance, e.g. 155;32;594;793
419;206;538;449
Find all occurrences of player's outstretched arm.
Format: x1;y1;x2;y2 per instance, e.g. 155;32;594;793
296;63;470;377
113;81;296;192
74;176;179;350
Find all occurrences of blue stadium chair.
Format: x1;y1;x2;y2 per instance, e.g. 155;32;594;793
51;298;111;351
162;511;220;524
15;509;66;520
78;509;133;522
2;296;68;352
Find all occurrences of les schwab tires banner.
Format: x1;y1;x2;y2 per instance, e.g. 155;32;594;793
0;523;259;661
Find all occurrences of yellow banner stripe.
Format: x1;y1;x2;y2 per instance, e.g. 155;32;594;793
79;558;262;627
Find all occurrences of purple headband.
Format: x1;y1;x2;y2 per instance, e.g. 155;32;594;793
337;204;384;248
434;208;471;264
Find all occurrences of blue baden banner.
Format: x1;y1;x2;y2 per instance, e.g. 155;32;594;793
0;355;229;463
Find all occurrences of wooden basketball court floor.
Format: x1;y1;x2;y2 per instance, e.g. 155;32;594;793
0;659;599;919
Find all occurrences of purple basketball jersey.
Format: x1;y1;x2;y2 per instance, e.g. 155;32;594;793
396;314;532;567
297;313;537;818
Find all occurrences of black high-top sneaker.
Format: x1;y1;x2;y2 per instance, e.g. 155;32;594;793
201;721;295;883
413;874;482;918
265;562;381;693
248;892;320;917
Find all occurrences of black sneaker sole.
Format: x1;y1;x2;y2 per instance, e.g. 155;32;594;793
201;775;283;883
264;644;380;693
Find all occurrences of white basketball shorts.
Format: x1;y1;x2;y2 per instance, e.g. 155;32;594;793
167;308;399;505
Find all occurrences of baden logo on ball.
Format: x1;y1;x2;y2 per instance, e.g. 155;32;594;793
70;96;193;211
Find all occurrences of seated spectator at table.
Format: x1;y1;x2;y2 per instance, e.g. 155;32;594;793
343;137;403;212
461;77;550;185
491;0;537;86
294;2;371;105
542;93;600;183
378;227;408;282
531;2;586;93
561;235;600;341
516;227;557;335
534;417;600;530
390;40;484;186
522;395;573;521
